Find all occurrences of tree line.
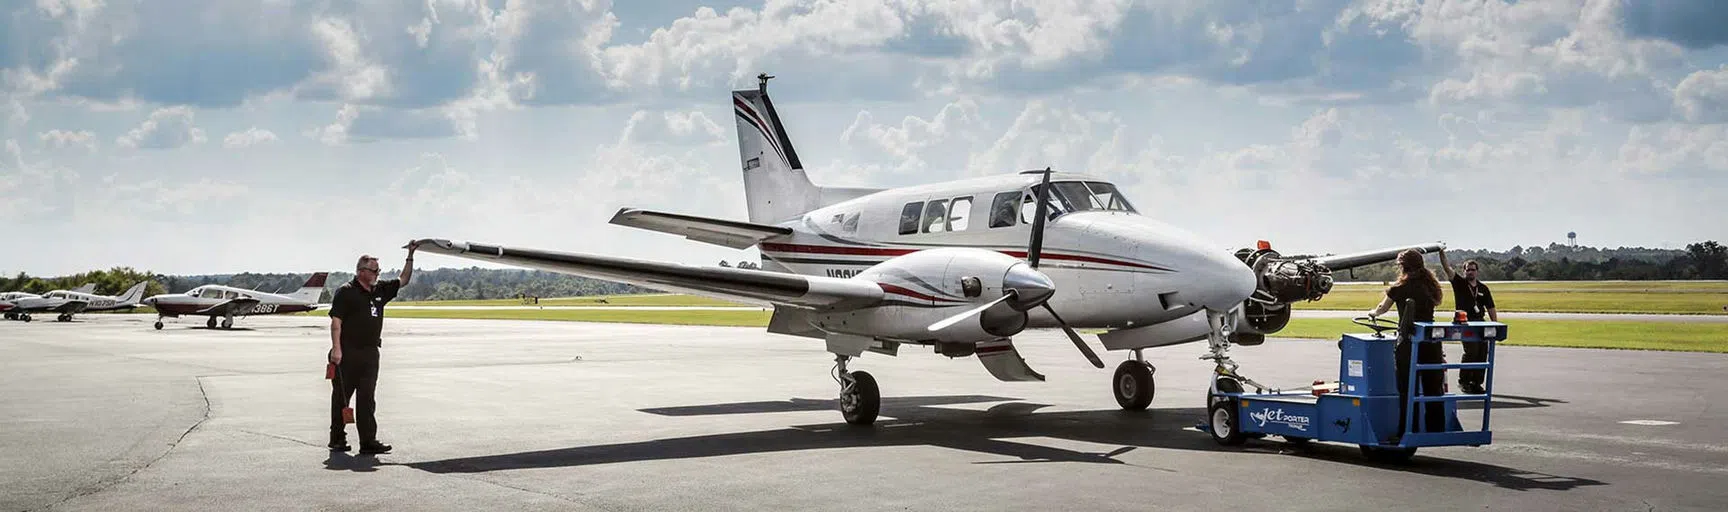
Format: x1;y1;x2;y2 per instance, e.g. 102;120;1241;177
1331;241;1726;282
3;241;1722;301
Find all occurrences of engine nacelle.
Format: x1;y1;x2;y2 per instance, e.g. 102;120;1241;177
809;248;1037;344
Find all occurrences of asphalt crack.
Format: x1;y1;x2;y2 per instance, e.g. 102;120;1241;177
35;376;213;512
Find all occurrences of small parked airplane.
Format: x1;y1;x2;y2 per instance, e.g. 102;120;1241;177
1;283;98;322
32;282;150;321
141;273;328;330
413;74;1439;425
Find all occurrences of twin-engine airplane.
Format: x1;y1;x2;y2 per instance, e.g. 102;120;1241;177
414;74;1439;425
141;273;328;330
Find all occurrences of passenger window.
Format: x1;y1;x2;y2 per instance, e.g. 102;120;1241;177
989;191;1018;228
899;202;923;235
948;196;973;231
922;200;948;233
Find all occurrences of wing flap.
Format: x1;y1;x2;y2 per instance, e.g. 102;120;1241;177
413;238;881;310
609;208;793;249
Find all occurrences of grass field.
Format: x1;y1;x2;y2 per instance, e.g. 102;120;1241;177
1294;281;1728;315
338;307;1727;354
1275;318;1726;353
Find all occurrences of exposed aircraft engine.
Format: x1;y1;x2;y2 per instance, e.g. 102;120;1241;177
1245;249;1334;303
1227;246;1334;344
1226;241;1443;344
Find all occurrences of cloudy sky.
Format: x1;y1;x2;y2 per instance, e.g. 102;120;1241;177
3;0;1725;277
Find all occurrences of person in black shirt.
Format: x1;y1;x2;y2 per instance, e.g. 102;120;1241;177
1367;249;1447;437
328;243;416;454
1438;250;1496;394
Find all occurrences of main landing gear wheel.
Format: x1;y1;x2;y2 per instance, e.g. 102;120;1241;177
1113;360;1155;410
206;317;217;329
221;317;234;330
833;355;879;425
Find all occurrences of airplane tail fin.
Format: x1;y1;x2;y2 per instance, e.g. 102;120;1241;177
287;272;329;304
117;282;148;306
732;74;880;224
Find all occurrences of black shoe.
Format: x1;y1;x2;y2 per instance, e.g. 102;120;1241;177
359;441;392;455
1460;382;1486;395
328;440;351;452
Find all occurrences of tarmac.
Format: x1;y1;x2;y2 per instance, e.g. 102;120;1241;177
3;314;1725;511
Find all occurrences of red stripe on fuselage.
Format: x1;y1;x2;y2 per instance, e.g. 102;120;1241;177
758;243;1170;272
878;283;965;304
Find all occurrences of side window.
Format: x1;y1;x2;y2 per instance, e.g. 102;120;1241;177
989;191;1018;228
1021;190;1067;224
899;202;923;235
948;196;973;231
922;199;949;233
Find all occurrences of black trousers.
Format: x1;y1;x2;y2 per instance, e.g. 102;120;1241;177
1460;313;1488;386
1395;339;1447;435
330;355;380;444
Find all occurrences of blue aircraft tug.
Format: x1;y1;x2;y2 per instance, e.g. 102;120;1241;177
1202;315;1507;463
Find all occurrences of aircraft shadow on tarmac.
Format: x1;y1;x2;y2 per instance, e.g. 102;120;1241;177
403;395;1604;491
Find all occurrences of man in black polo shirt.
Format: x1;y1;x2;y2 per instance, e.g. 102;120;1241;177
329;243;416;454
1438;250;1496;395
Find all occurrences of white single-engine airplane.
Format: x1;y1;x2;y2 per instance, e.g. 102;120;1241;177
35;282;149;321
141;273;328;330
414;74;1439;425
2;283;102;322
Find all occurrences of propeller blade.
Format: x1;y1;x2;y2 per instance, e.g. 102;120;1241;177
1043;303;1103;368
926;291;1017;332
1027;167;1053;268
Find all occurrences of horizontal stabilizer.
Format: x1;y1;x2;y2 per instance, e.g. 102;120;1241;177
609;208;793;249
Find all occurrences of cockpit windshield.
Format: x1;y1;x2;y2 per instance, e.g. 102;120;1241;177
1029;181;1137;215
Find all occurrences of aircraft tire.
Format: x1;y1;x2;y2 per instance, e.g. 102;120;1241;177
154;321;164;330
206;317;217;329
221;318;234;330
1113;360;1154;411
840;371;880;426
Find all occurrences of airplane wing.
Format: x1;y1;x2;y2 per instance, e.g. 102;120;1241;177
608;208;793;250
196;298;261;316
412;238;882;310
1310;243;1445;271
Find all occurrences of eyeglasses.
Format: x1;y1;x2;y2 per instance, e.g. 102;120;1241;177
360;267;380;273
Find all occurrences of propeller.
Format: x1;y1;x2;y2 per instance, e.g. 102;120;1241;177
928;290;1019;332
920;167;1104;369
1027;168;1103;368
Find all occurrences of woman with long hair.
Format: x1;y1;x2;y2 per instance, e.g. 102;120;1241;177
1368;249;1448;436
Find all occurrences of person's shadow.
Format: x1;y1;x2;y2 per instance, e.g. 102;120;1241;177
324;451;380;472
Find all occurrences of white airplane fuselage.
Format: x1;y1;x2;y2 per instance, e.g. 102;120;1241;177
753;172;1257;335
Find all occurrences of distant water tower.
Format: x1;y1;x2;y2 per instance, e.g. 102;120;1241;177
1568;231;1577;247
